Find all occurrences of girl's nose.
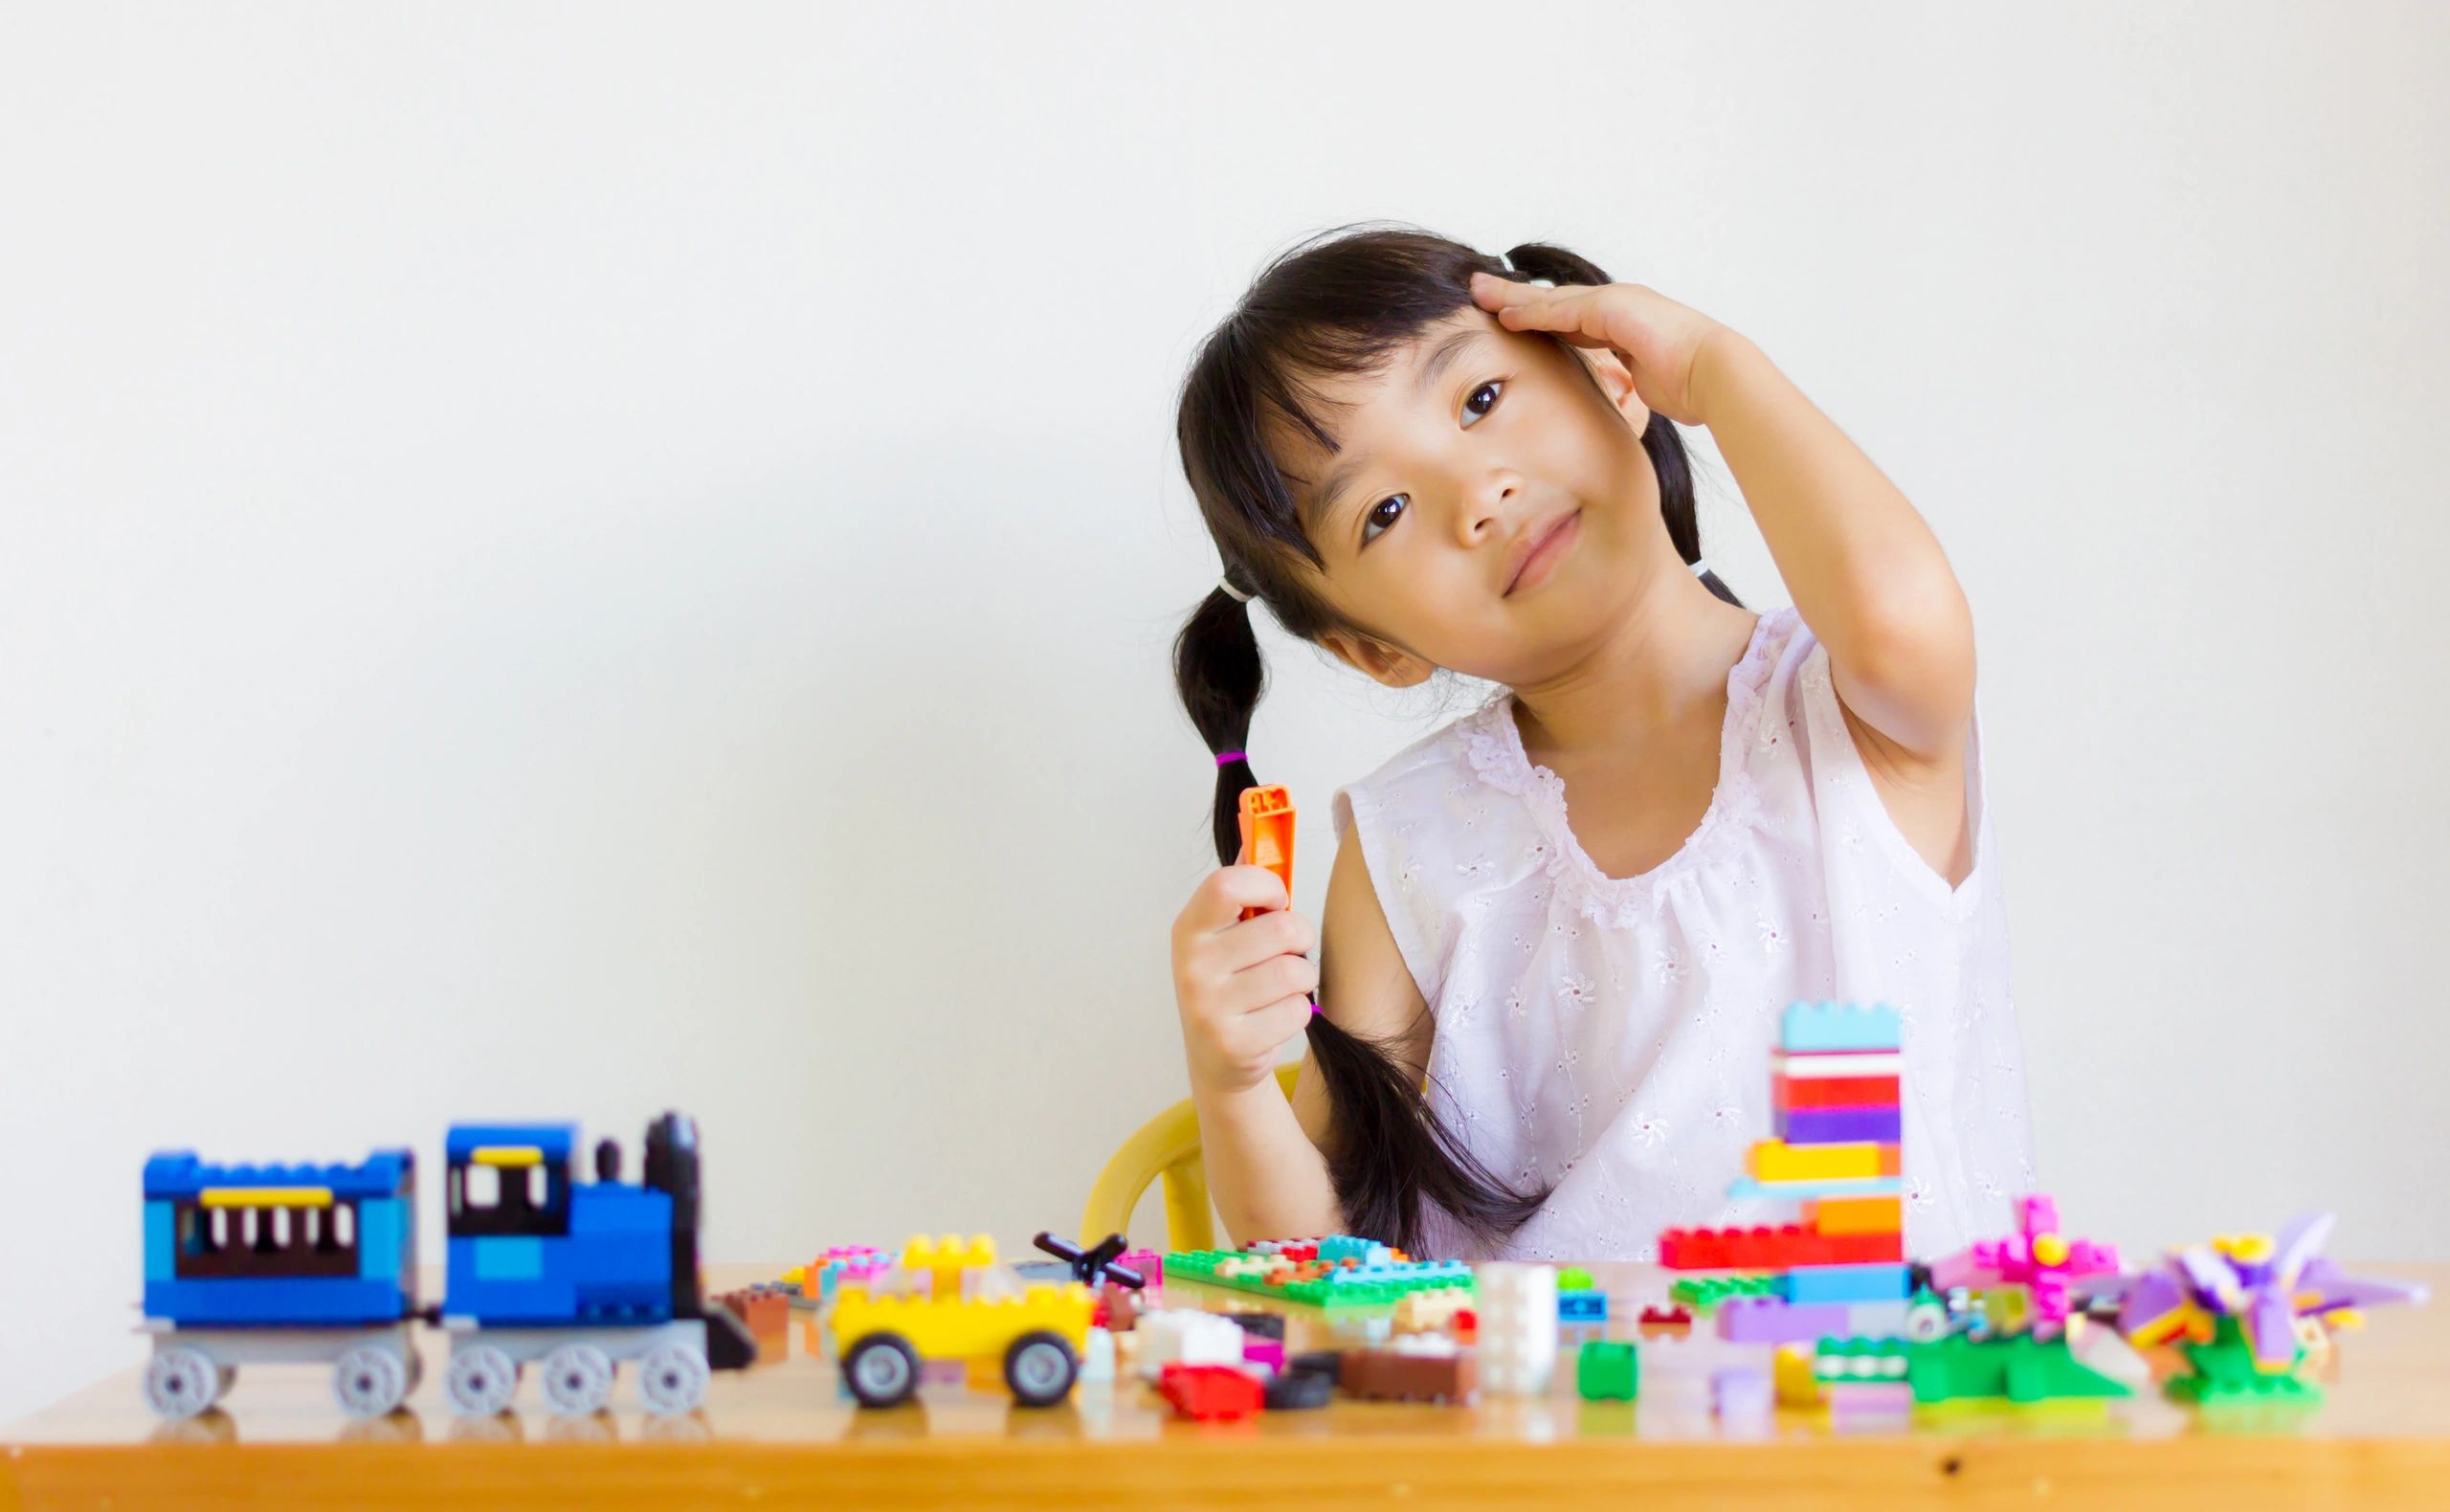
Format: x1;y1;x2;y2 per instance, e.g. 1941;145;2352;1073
1459;476;1518;546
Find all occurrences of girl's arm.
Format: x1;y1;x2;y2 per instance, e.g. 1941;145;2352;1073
1472;273;1976;765
1184;835;1431;1246
1694;332;1976;761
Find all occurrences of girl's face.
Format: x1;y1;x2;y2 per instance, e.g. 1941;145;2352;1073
1272;307;1665;691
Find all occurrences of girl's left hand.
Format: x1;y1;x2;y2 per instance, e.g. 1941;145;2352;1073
1469;271;1742;428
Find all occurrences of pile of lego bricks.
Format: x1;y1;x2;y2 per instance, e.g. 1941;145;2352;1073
1164;1235;1475;1308
1659;1003;1912;1346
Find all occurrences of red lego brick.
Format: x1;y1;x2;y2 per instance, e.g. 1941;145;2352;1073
1638;1303;1695;1329
1158;1363;1263;1421
1776;1074;1901;1109
1658;1223;1904;1271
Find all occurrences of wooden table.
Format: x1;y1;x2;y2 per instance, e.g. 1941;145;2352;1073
6;1262;2445;1510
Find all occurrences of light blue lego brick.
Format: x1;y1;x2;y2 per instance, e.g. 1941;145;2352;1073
144;1201;174;1282
473;1236;545;1281
1337;1260;1470;1287
1317;1235;1392;1265
1776;1263;1913;1305
358;1197;406;1283
1726;1175;1904;1202
1780;1001;1902;1054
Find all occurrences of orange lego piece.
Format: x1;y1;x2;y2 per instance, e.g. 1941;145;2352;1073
1807;1195;1905;1235
1236;786;1295;921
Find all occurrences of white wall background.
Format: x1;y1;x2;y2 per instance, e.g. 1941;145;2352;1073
3;0;2444;1423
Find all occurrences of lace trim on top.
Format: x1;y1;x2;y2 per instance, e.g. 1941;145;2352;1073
1459;611;1782;929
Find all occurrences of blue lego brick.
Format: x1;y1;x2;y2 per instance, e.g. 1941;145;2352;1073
1779;1002;1902;1054
1776;1105;1904;1144
143;1149;413;1202
144;1201;174;1282
144;1277;411;1328
1559;1289;1609;1323
572;1186;670;1234
445;1123;576;1163
474;1236;544;1281
445;1236;579;1323
1776;1263;1913;1305
359;1196;407;1283
1726;1176;1905;1202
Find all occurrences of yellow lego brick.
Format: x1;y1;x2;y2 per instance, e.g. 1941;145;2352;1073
1745;1141;1901;1183
1805;1195;1903;1234
469;1145;545;1167
200;1187;333;1209
1774;1345;1824;1408
831;1282;1094;1362
902;1233;997;1271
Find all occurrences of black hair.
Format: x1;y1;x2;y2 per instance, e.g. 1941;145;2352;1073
1170;223;1742;1254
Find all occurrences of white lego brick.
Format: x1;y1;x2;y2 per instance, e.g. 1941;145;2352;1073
1474;1261;1559;1394
1134;1309;1246;1381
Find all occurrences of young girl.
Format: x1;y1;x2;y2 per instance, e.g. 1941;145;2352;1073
1166;225;2033;1263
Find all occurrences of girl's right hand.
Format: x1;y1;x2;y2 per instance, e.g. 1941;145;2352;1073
1170;864;1320;1096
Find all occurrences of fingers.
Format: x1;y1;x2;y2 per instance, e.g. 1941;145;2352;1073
1469;269;1541;310
1218;995;1317;1065
1233;949;1319;1010
1175;864;1292;938
1212;906;1317;974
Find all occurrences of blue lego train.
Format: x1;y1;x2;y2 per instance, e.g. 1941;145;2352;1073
140;1111;754;1420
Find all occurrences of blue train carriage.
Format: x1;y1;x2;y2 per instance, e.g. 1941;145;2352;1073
139;1146;420;1418
438;1111;754;1416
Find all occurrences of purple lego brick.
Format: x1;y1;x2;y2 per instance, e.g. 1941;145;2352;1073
2272;1212;2335;1290
1712;1366;1772;1423
2299;1256;2431;1313
2173;1245;2244;1311
2118;1270;2190;1336
1775;1104;1904;1145
1716;1295;1855;1345
1242;1336;1285;1372
2247;1290;2299;1368
1824;1380;1914;1412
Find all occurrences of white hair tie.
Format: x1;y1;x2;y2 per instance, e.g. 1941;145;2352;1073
1493;249;1554;288
1218;576;1254;603
1690;558;1713;577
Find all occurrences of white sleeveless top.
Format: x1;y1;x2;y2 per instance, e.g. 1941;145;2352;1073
1330;606;2033;1263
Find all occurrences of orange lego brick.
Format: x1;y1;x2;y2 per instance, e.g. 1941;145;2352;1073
1236;786;1295;921
1807;1195;1904;1235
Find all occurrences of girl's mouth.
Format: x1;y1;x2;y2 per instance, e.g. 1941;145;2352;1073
1503;510;1582;597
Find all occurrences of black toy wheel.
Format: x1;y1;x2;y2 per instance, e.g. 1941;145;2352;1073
1001;1331;1079;1408
1264;1368;1333;1410
842;1334;921;1409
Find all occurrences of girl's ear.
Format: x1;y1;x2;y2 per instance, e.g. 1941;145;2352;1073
1580;345;1651;435
1321;630;1436;689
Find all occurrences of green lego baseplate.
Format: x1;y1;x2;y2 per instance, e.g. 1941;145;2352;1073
1669;1274;1778;1313
1163;1247;1477;1309
2166;1315;2320;1405
1814;1331;2130;1406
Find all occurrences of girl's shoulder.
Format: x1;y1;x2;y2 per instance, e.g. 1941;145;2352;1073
1329;692;1514;838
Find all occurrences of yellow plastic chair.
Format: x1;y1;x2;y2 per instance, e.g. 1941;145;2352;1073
1081;1064;1300;1252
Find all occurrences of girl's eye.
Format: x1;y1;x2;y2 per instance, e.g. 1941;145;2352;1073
1361;494;1408;545
1462;380;1503;424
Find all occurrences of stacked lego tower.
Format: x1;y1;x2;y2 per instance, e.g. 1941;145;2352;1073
1659;1002;1911;1344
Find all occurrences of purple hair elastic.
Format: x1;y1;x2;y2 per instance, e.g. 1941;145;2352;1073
1214;750;1245;767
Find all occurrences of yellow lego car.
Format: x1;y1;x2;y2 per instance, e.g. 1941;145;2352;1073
830;1234;1095;1408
